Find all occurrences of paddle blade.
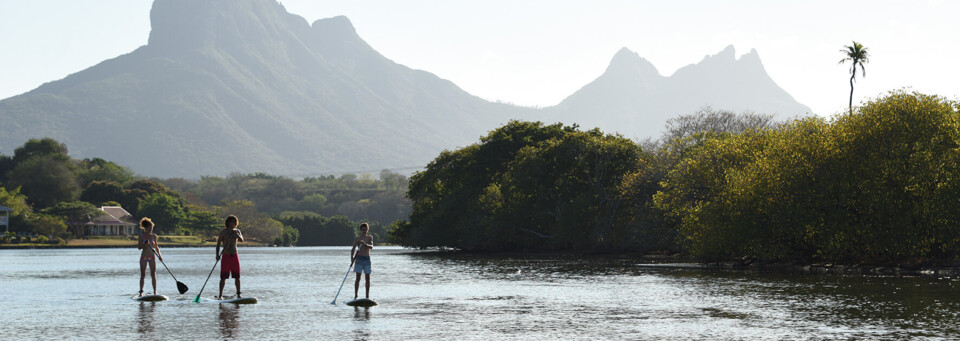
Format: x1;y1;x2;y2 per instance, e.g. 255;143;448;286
177;281;189;294
193;295;201;303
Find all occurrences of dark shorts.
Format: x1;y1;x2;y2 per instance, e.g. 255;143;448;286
354;255;371;274
221;253;240;279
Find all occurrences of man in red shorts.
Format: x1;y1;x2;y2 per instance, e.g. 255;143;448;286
217;215;245;299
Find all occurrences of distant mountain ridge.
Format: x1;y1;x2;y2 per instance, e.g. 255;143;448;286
0;0;809;178
544;46;810;139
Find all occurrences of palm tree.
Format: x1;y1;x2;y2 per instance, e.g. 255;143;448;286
839;41;869;112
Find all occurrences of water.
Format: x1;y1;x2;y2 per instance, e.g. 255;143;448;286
2;247;959;340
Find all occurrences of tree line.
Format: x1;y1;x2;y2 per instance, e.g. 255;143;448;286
393;91;960;265
0;138;408;246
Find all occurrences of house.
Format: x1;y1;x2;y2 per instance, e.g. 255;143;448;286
0;205;11;233
83;206;138;236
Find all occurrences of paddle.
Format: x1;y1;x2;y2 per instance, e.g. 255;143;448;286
146;241;189;294
193;250;224;303
331;258;356;305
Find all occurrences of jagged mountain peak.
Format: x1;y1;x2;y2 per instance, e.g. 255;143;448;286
546;45;811;139
312;16;357;36
605;47;661;78
716;44;736;59
739;48;763;65
148;0;309;50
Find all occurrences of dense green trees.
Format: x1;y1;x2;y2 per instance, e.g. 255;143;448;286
399;121;643;251
0;137;398;245
396;92;960;264
655;91;960;263
7;154;80;208
138;193;186;234
277;213;377;246
0;139;186;240
161;171;411;229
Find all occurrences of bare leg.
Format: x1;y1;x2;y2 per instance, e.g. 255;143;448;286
354;273;361;299
364;274;370;298
139;260;146;296
235;277;241;298
219;277;226;299
149;260;158;294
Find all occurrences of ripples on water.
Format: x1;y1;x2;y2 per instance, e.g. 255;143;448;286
1;247;959;339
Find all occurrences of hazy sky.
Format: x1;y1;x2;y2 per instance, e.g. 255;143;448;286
1;0;957;117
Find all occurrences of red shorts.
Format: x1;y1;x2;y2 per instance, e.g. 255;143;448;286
220;253;240;279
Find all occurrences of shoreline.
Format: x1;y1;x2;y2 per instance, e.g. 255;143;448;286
636;261;960;277
0;241;269;249
402;249;960;278
7;245;960;277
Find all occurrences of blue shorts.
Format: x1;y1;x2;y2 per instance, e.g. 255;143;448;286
354;256;371;274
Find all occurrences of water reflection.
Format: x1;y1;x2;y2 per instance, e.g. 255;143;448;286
352;306;372;340
136;302;155;336
218;304;240;338
353;306;371;321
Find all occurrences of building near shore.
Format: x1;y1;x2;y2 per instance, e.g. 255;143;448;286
0;205;11;233
81;206;138;237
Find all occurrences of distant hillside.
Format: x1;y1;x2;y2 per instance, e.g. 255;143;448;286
0;0;523;178
542;46;811;140
0;0;809;178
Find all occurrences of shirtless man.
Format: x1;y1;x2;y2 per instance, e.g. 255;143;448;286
216;215;244;299
351;222;374;299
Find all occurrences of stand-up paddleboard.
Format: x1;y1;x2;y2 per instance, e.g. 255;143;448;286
205;296;258;304
345;298;377;307
133;294;169;302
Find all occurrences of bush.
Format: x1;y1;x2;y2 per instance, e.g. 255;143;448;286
37;235;49;243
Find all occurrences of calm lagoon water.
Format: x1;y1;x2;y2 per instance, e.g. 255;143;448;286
2;246;959;340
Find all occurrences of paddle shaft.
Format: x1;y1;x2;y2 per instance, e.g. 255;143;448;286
331;259;355;305
194;250;224;302
145;241;180;282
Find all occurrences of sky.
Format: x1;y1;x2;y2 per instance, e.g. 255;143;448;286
1;0;958;117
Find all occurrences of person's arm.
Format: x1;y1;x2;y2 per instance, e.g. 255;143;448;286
350;238;358;261
138;235;144;250
153;235;163;261
215;231;222;260
365;236;374;249
236;229;244;243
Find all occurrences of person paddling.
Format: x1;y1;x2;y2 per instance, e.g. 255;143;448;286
216;215;244;299
137;217;162;297
351;222;374;299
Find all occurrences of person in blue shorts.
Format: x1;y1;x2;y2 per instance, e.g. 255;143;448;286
351;222;374;299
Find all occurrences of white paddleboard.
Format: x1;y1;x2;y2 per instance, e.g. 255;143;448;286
205;296;258;304
132;294;169;302
345;298;377;307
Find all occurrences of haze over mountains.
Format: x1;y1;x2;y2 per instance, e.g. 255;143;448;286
0;0;809;178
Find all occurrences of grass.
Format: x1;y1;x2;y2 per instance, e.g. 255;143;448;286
68;239;137;246
159;235;203;243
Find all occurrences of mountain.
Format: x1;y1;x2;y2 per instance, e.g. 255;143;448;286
543;46;811;139
0;0;523;178
0;0;809;178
